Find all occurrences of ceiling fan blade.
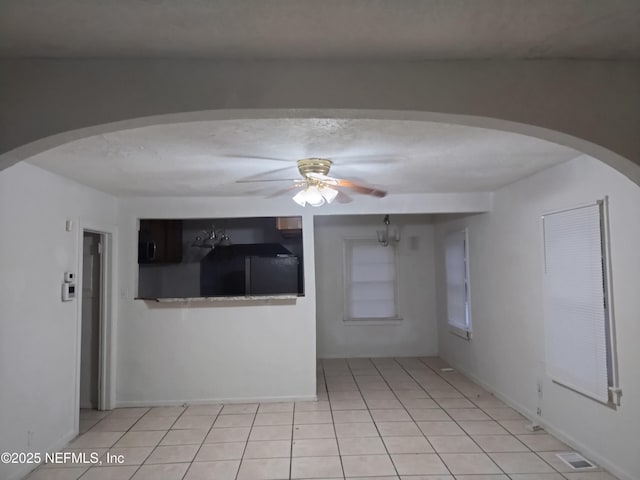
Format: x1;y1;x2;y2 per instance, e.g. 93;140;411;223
331;154;400;165
305;172;338;185
234;165;299;184
307;172;386;197
266;183;304;198
335;179;387;197
222;154;292;163
236;178;299;184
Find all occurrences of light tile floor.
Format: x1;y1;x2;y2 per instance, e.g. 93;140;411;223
26;357;618;480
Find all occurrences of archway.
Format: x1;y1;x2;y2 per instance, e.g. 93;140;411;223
1;108;638;188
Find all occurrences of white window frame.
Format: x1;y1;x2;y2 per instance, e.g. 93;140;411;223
542;198;621;406
343;238;401;323
444;228;472;340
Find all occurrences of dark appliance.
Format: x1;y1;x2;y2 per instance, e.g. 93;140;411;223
200;243;300;296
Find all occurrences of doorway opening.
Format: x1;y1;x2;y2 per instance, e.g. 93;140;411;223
80;231;102;411
77;228;113;432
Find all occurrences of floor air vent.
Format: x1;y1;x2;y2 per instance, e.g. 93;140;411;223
556;452;596;470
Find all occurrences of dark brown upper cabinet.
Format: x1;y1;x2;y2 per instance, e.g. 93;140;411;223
138;219;183;264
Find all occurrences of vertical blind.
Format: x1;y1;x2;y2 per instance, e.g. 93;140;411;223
347;241;397;319
445;230;470;333
542;203;610;403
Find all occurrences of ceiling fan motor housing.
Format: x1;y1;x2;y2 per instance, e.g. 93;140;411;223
297;158;332;179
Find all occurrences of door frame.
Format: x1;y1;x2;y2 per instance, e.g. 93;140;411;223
74;221;117;432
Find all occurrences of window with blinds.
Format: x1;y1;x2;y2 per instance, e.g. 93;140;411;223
444;229;471;339
542;200;619;405
344;239;398;320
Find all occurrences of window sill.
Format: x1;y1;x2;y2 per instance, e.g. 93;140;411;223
344;317;403;326
449;325;472;340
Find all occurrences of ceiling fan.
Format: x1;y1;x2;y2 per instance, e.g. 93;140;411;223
237;158;387;207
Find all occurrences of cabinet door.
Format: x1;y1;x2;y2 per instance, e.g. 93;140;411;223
138;219;183;263
162;220;183;262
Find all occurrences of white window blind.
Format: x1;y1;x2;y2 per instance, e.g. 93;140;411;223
445;229;471;338
542;202;613;404
345;240;397;320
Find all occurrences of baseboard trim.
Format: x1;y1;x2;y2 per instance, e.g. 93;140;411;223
116;394;318;408
7;429;77;480
444;359;634;480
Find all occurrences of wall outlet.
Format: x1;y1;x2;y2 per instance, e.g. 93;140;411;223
537;381;543;398
536;407;542;416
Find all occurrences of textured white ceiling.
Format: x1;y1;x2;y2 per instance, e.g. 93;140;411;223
0;0;638;59
26;119;581;197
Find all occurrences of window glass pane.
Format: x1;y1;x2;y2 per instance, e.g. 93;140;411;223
351;300;396;318
445;230;470;330
351;263;395;282
346;241;397;320
351;245;394;264
351;281;395;301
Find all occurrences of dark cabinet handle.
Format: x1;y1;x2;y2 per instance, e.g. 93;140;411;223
148;241;156;261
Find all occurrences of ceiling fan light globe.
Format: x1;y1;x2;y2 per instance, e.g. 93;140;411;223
320;186;339;204
305;185;325;207
292;190;307;207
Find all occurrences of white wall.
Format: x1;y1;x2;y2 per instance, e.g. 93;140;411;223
0;163;117;480
115;198;319;406
315;214;438;358
116;194;489;406
434;155;640;480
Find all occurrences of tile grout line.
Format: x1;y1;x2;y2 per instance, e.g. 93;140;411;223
134;406;189;480
233;405;258;480
397;358;495;449
416;357;568;478
393;357;510;478
321;359;347;480
77;408;149;479
181;404;224;480
414;357;571;478
376;357;455;479
78;405;190;480
288;400;296;480
69;409;114;477
346;358;403;479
